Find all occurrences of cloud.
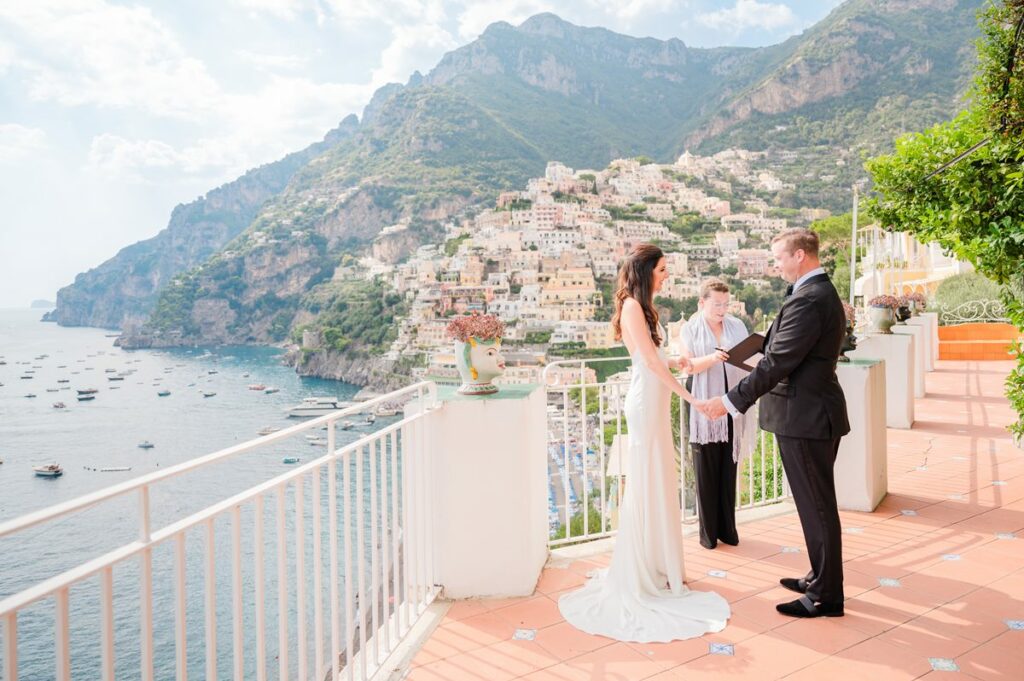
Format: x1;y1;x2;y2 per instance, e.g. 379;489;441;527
371;23;458;87
324;0;446;27
230;0;307;20
235;49;309;72
0;1;221;120
0;124;48;162
696;0;797;31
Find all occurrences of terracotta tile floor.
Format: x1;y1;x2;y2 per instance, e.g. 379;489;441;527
402;360;1024;680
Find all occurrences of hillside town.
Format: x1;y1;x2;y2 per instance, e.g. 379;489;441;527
345;150;833;387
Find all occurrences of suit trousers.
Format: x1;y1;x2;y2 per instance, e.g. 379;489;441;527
776;434;844;603
692;417;738;548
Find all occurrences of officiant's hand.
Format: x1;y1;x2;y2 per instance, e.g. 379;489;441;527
708;349;729;364
703;396;729;420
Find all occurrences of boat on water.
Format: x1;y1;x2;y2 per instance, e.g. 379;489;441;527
307;438;327;446
46;388;59;393
52;402;66;409
208;370;218;375
264;387;280;394
365;413;376;425
340;421;355;430
202;391;217;398
77;388;98;395
138;441;155;449
34;464;63;477
77;394;95;402
282;456;300;464
258;426;281;436
57;379;69;383
107;376;124;381
20;375;32;379
24;393;36;398
104;368;116;373
248;384;267;391
157;390;171;397
285;397;351;417
374;405;399;417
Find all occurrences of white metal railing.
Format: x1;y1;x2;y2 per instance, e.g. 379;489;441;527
936;299;1009;325
0;382;439;681
542;358;790;548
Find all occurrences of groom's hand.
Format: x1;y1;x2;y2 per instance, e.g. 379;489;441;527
704;396;728;419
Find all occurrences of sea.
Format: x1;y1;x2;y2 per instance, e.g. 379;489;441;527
0;308;395;680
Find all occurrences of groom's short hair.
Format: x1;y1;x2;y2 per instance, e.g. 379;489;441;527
772;228;820;257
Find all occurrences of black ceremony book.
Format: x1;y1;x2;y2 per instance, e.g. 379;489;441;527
717;333;765;372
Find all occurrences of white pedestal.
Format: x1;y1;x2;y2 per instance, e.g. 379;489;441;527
426;384;548;599
848;333;914;429
906;316;935;371
835;360;888;512
892;324;926;397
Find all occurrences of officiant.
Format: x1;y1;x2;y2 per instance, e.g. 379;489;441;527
679;278;757;549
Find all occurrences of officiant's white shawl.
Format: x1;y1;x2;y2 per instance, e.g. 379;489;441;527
680;311;758;464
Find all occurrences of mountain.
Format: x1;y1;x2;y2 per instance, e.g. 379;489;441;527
44;116;359;329
54;0;983;361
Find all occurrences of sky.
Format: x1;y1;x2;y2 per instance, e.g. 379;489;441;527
0;0;845;309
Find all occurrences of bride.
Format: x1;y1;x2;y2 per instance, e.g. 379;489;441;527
558;243;731;642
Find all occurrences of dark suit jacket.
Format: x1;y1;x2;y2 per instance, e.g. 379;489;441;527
726;272;851;440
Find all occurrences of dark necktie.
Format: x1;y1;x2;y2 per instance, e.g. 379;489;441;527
784;284;794;298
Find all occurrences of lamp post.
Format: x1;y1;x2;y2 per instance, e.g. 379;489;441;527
849;183;858;306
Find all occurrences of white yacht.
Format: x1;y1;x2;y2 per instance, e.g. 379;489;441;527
285;397;351;417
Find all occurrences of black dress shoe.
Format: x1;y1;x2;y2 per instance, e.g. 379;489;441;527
700;537;717;550
720;535;739;546
776;596;844;618
780;577;807;594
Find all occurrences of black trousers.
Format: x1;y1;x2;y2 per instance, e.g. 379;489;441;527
776;434;844;603
692;420;738;548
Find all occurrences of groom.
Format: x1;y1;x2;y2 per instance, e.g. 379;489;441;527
704;228;850;618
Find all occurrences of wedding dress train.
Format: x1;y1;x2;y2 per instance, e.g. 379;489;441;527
557;335;730;642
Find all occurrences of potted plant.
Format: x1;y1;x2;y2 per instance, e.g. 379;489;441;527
867;294;900;334
446;313;507;395
839;302;857;361
894;295;913;324
905;291;927;316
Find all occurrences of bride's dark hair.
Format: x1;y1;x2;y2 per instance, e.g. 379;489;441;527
611;243;664;347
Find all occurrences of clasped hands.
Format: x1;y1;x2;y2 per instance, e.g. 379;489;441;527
695;396;729;419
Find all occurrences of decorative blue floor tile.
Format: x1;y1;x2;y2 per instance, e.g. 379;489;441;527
1006;620;1024;631
709;643;734;656
996;532;1017;540
928;658;959;672
900;509;918;516
707;569;728;579
513;628;536;641
941;554;961;561
879;578;902;587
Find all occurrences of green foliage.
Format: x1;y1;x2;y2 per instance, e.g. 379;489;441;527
568;387;600;415
866;1;1024;437
301;277;409;356
550;500;605;543
524;330;552;344
444;234;470;257
932;273;1005;313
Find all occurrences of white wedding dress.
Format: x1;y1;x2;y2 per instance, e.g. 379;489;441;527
558;327;731;642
